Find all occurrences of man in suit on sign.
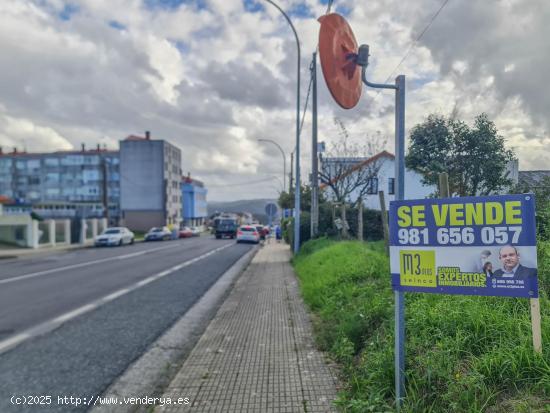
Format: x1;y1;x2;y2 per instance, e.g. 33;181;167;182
492;245;537;279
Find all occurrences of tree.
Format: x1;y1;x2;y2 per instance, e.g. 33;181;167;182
514;175;550;240
277;184;326;211
318;118;387;207
406;113;516;196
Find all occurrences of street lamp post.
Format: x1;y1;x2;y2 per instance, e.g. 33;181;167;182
264;0;301;254
257;138;286;192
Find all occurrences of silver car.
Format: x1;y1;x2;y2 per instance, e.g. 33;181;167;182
145;226;172;241
236;225;260;244
94;227;135;247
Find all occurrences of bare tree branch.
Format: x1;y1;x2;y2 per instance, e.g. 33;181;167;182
320;120;388;207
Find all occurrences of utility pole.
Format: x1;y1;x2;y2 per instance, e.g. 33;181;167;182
289;151;294;194
311;52;319;239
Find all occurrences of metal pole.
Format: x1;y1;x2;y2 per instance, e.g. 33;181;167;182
290;151;294;194
311;52;319;239
358;45;406;409
379;190;390;256
258;138;286;192
264;0;301;254
395;74;406;409
438;172;450;197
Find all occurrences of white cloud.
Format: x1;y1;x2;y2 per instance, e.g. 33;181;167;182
0;0;548;201
0;112;73;152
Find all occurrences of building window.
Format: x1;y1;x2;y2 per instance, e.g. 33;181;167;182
44;158;59;166
388;178;395;195
366;177;378;194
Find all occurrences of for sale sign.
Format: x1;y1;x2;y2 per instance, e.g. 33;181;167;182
389;194;538;298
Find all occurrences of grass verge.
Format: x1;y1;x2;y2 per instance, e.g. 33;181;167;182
293;237;550;412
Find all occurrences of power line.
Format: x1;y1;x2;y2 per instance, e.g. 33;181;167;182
370;0;452;102
299;71;313;137
208;177;279;188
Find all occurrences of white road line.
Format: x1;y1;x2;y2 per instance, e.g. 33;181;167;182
102;289;130;302
0;333;31;354
0;243;233;355
52;304;97;324
0;244;182;286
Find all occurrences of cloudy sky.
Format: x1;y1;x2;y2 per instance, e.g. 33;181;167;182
1;0;548;201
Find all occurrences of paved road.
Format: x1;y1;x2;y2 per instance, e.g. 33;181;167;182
0;237;254;412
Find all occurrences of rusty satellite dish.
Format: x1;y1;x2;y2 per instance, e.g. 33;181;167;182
318;13;362;109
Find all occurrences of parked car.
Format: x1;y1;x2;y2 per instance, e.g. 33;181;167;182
145;227;172;241
190;226;201;237
94;227;134;247
236;225;260;244
179;227;193;238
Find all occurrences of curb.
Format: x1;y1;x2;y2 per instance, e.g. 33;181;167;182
0;244;93;260
90;245;259;413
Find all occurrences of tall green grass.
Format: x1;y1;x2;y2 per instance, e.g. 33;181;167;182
293;238;550;412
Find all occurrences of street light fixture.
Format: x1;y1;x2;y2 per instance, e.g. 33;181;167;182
264;0;301;254
257;138;286;192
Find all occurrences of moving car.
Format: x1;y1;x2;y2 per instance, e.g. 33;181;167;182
94;227;135;247
145;227;172;241
236;225;260;244
179;227;193;238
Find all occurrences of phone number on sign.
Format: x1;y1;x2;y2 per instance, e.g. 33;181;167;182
397;226;522;245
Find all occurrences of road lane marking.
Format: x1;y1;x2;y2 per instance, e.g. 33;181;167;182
0;243;184;286
52;304;97;324
0;243;234;355
102;289;130;302
0;333;31;354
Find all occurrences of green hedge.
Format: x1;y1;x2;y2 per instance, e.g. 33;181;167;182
282;204;384;251
293;239;550;412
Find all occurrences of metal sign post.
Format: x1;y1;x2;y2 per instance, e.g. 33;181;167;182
357;45;406;408
317;14;407;408
265;203;278;229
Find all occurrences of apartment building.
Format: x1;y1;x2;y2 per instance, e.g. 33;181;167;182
120;132;182;231
0;146;121;223
182;175;208;227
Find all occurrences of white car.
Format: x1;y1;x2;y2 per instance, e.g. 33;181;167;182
190;226;201;237
236;225;260;244
94;227;135;247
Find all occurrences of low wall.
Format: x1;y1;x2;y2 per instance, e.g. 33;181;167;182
0;216;73;249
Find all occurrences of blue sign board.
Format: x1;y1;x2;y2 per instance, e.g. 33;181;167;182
389;194;538;298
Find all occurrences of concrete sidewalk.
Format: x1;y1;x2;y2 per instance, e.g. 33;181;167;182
157;242;339;412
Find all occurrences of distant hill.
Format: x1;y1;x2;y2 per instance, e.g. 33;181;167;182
207;199;279;222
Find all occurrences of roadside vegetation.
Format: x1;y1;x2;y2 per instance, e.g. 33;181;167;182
293;238;550;412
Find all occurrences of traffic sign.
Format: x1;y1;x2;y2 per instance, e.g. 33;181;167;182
265;203;278;216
